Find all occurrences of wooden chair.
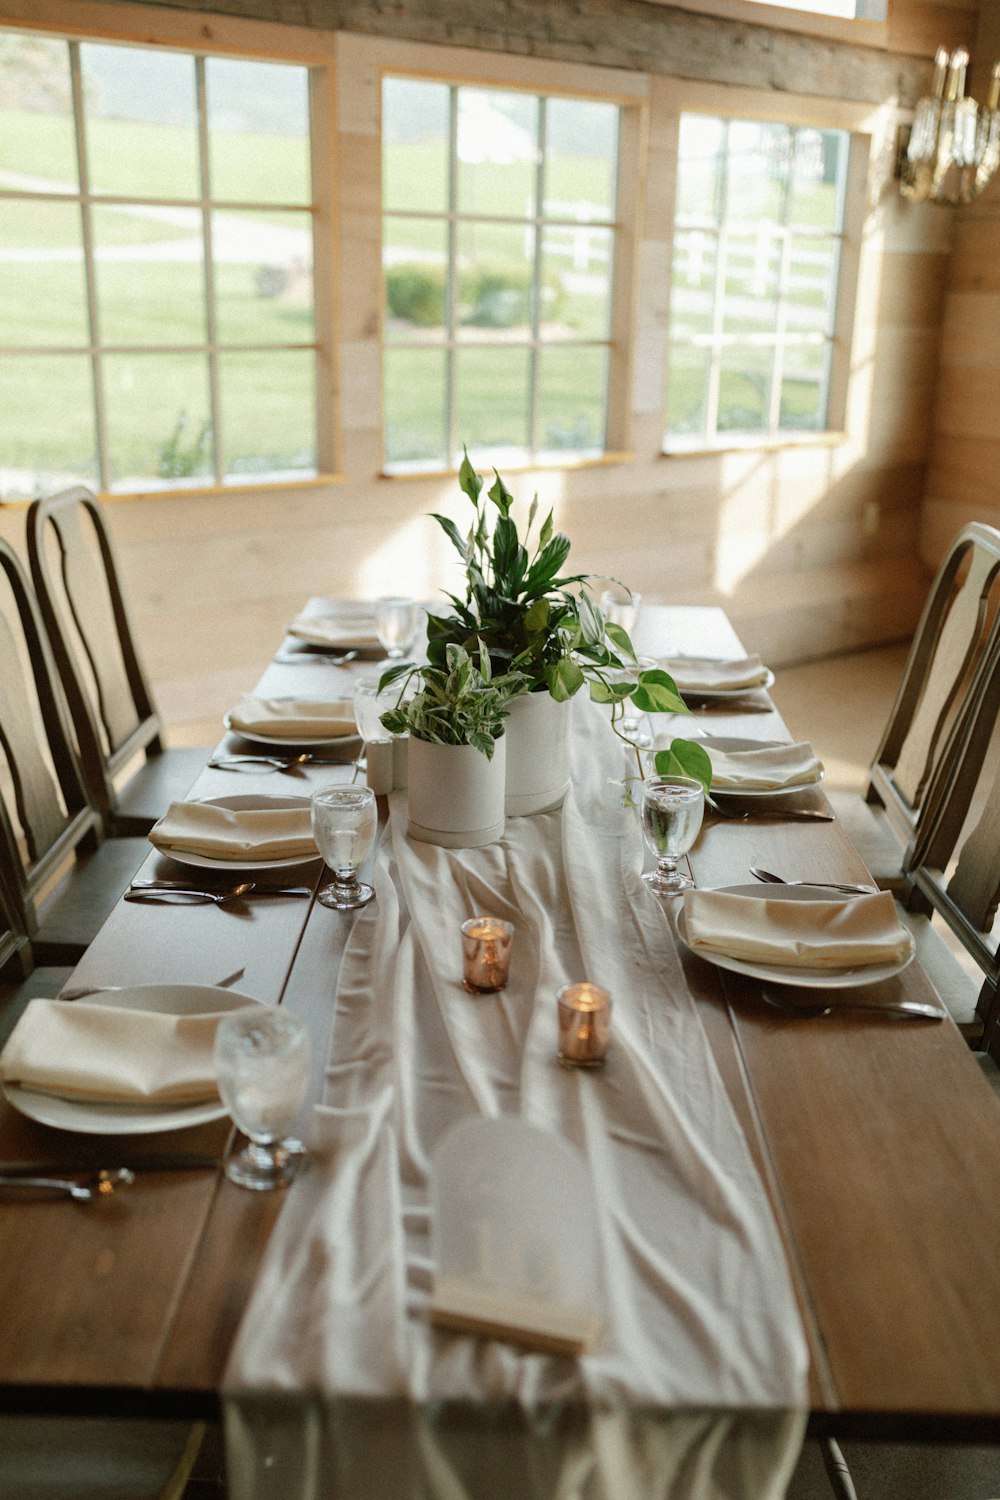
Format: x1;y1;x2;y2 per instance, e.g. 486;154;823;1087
829;522;1000;887
897;623;1000;1054
0;536;148;962
27;486;207;835
0;862;74;1048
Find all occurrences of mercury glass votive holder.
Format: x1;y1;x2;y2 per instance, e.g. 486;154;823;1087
557;982;612;1068
461;917;514;993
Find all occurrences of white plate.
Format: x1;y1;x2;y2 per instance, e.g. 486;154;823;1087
676;884;915;990
157;794;321;873
676;669;775;702
2;985;266;1136
695;736;824;800
224;698;359;749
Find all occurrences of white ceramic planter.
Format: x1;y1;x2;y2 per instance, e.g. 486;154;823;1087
503;690;572;817
407;735;506;848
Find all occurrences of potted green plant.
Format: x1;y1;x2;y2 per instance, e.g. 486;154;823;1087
423;452;710;812
379;642;527;848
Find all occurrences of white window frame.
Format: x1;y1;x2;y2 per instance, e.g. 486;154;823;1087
0;1;338;500
658;78;888;458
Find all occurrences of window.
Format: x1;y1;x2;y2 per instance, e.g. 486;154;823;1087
665;113;851;451
381;76;621;473
0;28;323;500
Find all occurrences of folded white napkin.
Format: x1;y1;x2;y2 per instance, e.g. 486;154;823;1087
682;888;912;968
666;655;770;692
287;612;380;649
149;801;317;862
228;695;356;740
0;997;253;1104
705;741;823;790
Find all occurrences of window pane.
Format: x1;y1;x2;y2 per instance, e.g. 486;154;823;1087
81;43;199;200
726;121;789;224
676;115;725;224
455;346;531;462
723;228;780;334
219;351;315;478
0;199;88;346
213;210;314;344
103;353;212;489
0;355;97;500
207;58;311;205
542;224;612;340
383;215;448;341
93;205;206;345
786;234;838;332
665;344;711;444
383;347;447;469
383;78;449;214
671;230;717;338
717;346;771;434
788;129;843;230
544;98;618;221
780;342;828;429
537;345;607;456
0;32;76;187
456;222;535;336
456;88;538;218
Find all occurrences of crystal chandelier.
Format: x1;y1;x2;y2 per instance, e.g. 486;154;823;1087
900;47;1000;205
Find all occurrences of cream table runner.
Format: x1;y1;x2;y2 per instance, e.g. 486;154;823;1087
224;697;808;1499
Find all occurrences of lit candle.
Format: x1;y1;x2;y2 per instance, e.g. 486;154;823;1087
557;982;611;1069
461;917;514;994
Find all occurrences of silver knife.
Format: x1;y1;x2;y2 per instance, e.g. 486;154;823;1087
130;880;313;896
0;1154;220;1177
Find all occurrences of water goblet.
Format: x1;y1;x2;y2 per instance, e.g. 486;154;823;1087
214;1008;310;1191
375;596;419;659
600;586;641;636
640;774;705;896
353;675;390;743
613;653;658;750
311;785;377;909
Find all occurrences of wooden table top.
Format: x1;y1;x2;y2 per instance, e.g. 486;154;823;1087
1;604;998;1441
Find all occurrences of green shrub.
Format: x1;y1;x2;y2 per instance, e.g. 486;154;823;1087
385;264;446;326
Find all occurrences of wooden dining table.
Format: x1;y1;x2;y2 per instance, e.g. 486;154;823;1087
0;602;998;1450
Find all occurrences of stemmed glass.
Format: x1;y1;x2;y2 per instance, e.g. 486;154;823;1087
600;586;641;636
612;654;658;750
311;786;377;909
214;1008;310;1191
640;774;705;896
375;597;419;660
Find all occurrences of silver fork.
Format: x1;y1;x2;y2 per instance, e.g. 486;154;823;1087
749;865;877;895
0;1168;135;1202
759;989;944;1021
125;881;255;906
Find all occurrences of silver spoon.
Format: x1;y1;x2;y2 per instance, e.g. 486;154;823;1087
759;989;944;1021
749;866;878;895
0;1168;135;1202
124;881;255;906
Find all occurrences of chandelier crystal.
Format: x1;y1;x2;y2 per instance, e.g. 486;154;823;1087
900;47;1000;205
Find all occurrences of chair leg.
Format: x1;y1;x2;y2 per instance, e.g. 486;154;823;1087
819;1437;859;1500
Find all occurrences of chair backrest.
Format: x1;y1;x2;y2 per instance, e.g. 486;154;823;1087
27;485;163;823
0;535;103;935
868;522;1000;854
0;833;32;983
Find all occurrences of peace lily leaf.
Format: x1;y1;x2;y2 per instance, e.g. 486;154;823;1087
527;495;538;536
654;739;712;795
488;471;514;517
459;449;483;502
632;668;688;716
431;512;469;561
547;656;585;701
539;509;553;549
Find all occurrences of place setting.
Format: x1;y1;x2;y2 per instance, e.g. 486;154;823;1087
210;690;362;774
649;732;832;823
673;881;946;1018
659;652;776;711
281;595;422;663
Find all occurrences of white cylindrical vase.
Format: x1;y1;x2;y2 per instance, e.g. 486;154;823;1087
503;690;572;817
407;735;506;848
